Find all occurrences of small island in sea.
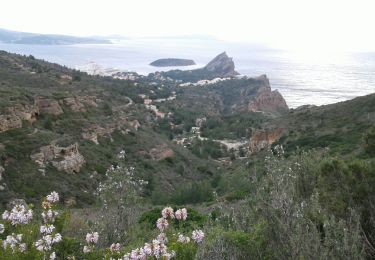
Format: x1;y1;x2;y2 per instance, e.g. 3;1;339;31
150;58;196;67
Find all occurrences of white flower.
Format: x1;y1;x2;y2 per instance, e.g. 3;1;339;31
86;232;99;244
46;191;59;203
156;218;169;232
2;210;9;220
40;224;55;234
3;233;25;253
0;223;4;234
177;234;190;243
50;252;56;260
2;205;33;226
42;210;58;223
35;233;62;252
192;230;204;243
19;243;27;252
161;207;174;219
83;245;92;254
110;243;121;253
53;233;62;243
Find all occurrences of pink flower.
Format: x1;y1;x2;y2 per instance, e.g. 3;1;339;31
156;218;169;232
86;232;99;244
175;208;188;220
109;243;121;253
161;207;174;219
192;230;205;243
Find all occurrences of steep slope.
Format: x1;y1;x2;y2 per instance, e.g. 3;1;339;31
262;94;375;155
0;51;219;207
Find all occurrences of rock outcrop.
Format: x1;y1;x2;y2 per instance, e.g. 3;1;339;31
203;52;239;77
7;105;39;123
150;144;175;161
248;75;289;113
62;96;98;112
35;98;63;115
249;128;284;154
0;115;22;133
0;105;39;133
159;52;239;82
30;142;85;174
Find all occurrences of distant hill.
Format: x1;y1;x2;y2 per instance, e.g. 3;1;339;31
0;28;111;45
150;58;196;67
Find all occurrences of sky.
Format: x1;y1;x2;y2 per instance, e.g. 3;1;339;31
1;0;375;51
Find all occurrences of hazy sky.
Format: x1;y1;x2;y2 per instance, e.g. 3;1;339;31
1;0;375;51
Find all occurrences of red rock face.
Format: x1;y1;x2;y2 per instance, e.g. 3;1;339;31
248;75;289;113
249;89;289;112
249;128;284;154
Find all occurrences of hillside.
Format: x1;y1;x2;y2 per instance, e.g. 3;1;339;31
262;94;375;156
0;50;290;208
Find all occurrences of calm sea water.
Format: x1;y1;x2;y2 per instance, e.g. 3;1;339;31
1;39;375;108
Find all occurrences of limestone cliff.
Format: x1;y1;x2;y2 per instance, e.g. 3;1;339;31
203;52;239;77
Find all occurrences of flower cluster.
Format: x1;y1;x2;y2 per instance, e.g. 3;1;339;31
2;233;27;253
156;217;169;232
161;207;175;219
35;233;62;252
177;234;190;244
123;237;175;260
35;191;62;254
2;204;33;226
83;232;99;253
109;242;121;253
175;208;187;221
46;191;59;203
191;230;205;243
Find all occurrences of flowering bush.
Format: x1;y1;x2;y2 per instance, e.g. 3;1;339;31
0;189;206;259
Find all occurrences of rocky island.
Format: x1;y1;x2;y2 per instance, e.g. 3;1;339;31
150;58;196;67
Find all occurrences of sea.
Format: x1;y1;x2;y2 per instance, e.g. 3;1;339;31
1;38;375;108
